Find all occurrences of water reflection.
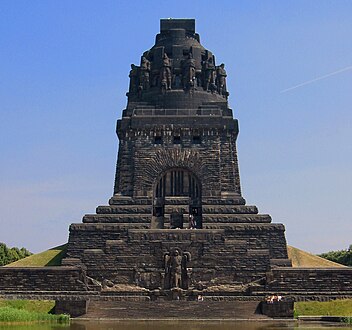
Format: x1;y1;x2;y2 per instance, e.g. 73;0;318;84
0;321;348;330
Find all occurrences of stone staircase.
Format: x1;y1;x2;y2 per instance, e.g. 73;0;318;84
82;299;269;319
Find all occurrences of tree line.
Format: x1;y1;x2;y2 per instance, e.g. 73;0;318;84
319;245;352;266
0;242;32;266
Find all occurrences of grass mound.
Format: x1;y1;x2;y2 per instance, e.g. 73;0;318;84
0;300;54;313
5;244;67;267
0;300;69;323
0;306;69;323
295;299;352;316
288;245;345;268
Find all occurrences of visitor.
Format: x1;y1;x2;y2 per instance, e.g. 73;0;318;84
188;214;195;229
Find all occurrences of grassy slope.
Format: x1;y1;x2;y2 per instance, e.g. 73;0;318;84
295;299;352;316
4;244;67;267
0;300;70;322
287;245;345;268
0;300;54;313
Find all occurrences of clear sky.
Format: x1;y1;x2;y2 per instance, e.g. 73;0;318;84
1;0;351;254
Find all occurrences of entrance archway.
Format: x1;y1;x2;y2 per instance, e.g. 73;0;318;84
152;168;202;229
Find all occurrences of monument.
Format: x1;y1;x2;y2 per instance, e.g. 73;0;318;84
1;19;351;319
63;18;291;290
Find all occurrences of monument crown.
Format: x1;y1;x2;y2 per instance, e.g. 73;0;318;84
126;18;229;111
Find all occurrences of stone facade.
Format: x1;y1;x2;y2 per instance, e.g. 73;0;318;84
64;19;292;290
1;19;351;319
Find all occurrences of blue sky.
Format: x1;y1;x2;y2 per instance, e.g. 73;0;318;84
0;0;351;253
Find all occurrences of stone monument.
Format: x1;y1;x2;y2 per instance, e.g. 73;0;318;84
64;18;292;290
1;19;351;319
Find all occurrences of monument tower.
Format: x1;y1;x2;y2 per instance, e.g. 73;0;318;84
65;18;291;291
2;19;351;318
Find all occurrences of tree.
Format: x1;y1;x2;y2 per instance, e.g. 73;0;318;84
0;242;32;266
319;246;352;267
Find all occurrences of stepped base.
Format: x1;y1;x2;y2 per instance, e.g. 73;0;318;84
80;299;271;319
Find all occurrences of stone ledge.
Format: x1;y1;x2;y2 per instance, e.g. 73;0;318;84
203;214;271;223
202;205;258;214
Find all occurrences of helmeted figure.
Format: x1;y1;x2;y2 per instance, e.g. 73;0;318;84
182;53;196;90
160;53;172;91
139;56;151;91
128;64;139;94
202;57;216;92
164;249;191;289
216;63;228;97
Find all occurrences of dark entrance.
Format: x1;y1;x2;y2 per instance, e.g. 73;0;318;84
152;168;202;229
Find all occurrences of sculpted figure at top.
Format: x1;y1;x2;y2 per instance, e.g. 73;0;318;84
182;53;196;90
126;19;230;106
139;56;151;91
202;57;216;92
160;53;172;91
216;63;228;96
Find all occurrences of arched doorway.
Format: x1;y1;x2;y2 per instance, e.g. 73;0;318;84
152;168;202;229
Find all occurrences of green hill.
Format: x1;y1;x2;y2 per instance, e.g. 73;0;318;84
5;244;66;267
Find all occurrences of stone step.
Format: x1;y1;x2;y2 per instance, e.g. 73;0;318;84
109;196;152;205
96;205;152;214
83;214;151;223
202;205;258;214
202;197;246;205
202;214;271;223
83;299;268;319
84;213;271;224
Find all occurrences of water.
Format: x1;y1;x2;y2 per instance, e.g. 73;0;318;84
0;321;349;330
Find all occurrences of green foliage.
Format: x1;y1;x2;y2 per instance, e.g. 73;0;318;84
6;244;66;267
0;300;69;323
0;243;32;266
295;299;352;316
0;300;55;313
318;245;352;266
0;306;69;323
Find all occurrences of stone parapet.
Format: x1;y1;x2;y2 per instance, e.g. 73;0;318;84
0;267;88;292
266;268;352;296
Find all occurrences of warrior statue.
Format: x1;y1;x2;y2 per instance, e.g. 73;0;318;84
164;249;191;289
139;56;151;91
182;53;196;90
202;57;216;92
216;63;228;97
160;53;172;91
128;64;139;94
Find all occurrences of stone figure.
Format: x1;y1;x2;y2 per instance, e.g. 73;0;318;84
128;64;139;94
216;63;228;96
139;56;151;91
160;53;172;91
202;57;216;92
182;53;196;90
164;249;191;289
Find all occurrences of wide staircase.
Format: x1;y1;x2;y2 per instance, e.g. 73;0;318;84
81;299;269;319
